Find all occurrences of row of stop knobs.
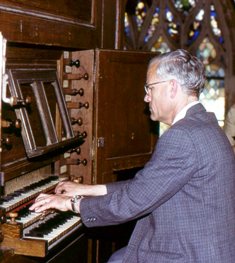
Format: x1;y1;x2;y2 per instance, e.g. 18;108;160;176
64;59;89;167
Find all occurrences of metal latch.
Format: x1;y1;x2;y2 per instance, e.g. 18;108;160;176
97;137;105;148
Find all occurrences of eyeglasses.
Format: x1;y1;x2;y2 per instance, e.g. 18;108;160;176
144;80;168;94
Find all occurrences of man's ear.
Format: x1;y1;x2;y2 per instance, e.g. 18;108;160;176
169;79;178;99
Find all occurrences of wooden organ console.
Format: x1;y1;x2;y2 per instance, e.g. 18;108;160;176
0;34;89;263
0;37;158;263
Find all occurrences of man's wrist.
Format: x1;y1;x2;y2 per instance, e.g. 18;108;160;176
65;197;73;211
70;195;82;213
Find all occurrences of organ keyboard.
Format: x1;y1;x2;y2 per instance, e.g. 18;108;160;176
0;175;83;257
24;211;82;249
0;176;60;212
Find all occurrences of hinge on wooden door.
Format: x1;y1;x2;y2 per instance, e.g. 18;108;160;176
97;137;105;148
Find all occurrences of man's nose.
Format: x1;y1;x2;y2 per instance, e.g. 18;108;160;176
144;93;151;102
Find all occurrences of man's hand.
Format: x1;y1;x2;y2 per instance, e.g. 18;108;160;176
55;181;82;195
29;193;72;213
55;181;108;196
29;181;107;214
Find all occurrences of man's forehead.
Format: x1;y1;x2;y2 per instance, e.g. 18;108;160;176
147;64;158;80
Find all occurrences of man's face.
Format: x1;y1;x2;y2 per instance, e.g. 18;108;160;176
144;65;171;124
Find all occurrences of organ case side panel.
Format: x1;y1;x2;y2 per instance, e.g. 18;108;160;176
94;49;158;184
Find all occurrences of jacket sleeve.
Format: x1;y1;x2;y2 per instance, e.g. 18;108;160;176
106;180;130;193
80;127;198;227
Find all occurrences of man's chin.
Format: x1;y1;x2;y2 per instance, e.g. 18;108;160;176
150;114;157;121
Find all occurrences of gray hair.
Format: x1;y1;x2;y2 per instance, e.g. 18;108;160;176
149;49;206;97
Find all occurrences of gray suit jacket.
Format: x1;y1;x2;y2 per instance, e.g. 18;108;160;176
81;104;235;262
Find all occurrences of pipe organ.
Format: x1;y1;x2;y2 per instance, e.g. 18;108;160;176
0;1;158;262
0;44;157;263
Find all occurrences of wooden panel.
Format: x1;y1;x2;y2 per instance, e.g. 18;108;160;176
0;1;121;50
96;51;153;156
0;0;93;22
0;229;87;262
0;0;101;49
94;49;158;183
1;237;47;258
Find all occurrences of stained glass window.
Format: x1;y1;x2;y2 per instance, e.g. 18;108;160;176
144;7;160;43
124;0;229;135
173;0;196;13
210;5;224;44
151;36;170;53
187;9;204;45
135;1;147;30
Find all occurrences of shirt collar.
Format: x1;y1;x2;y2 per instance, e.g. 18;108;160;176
172;101;200;125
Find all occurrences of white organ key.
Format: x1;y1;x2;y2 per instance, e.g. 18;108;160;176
14;211;44;228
